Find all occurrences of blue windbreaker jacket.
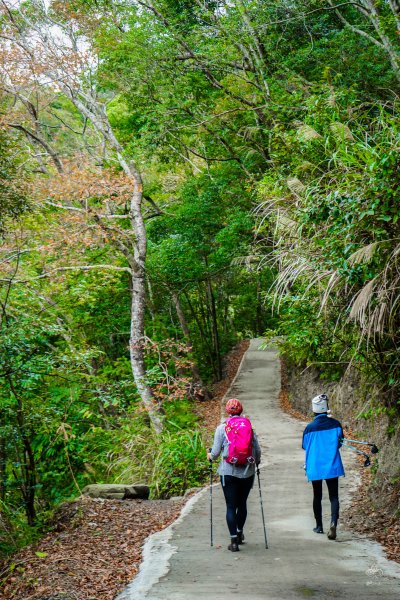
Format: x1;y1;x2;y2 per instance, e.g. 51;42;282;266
302;414;345;481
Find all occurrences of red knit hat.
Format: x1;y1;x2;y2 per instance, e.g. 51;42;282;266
225;398;243;415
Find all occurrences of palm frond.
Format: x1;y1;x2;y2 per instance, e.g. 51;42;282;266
297;124;322;141
276;212;299;234
287;177;306;196
231;255;260;267
349;277;377;323
348;242;379;265
330;122;355;142
319;270;342;312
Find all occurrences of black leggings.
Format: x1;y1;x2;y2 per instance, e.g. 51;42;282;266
312;477;339;527
221;475;254;537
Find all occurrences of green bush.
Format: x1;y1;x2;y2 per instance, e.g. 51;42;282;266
151;430;208;499
107;403;209;499
164;399;198;430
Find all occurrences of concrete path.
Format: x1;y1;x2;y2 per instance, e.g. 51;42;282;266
118;340;400;599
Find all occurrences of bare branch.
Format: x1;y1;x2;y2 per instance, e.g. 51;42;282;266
44;201;84;212
143;195;165;217
0;264;132;284
48;110;89;136
173;104;269;131
7;123;64;173
327;0;384;49
168;130;241;164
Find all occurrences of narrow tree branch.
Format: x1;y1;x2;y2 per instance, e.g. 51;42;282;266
136;0;262;111
174;104;269;130
143;195;165;216
327;0;384;48
7;123;64;173
260;2;370;28
0;264;132;284
49;110;89;136
44;201;84;212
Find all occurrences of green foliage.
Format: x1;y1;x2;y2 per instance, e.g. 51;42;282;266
0;126;29;233
2;0;400;557
152;430;208;499
0;500;43;556
164;399;198;430
146;163;271;380
258;89;400;399
107;402;209;500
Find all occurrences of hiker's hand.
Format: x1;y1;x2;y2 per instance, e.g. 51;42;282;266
207;452;213;462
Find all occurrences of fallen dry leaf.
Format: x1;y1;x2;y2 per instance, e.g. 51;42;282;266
0;342;251;599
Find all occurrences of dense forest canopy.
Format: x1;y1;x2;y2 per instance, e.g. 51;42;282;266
0;0;399;555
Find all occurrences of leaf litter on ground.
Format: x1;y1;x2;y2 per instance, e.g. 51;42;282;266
279;357;400;566
0;340;250;599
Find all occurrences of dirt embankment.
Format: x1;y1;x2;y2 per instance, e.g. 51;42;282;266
280;357;400;564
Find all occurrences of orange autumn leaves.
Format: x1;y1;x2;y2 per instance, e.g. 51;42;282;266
33;163;133;258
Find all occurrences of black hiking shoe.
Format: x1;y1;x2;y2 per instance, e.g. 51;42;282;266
237;531;245;545
313;526;324;534
327;523;337;540
228;537;239;552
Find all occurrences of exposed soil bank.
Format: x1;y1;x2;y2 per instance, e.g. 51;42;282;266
280;356;400;564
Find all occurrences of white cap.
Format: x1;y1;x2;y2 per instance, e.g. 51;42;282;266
312;394;328;414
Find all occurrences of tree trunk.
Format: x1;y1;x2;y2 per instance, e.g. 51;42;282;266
130;264;164;433
256;275;263;336
8;377;37;525
171;290;203;383
206;277;222;380
223;298;229;336
0;434;5;502
128;177;164;432
59;94;163;431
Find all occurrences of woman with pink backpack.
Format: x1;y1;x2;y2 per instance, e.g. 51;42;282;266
207;398;261;552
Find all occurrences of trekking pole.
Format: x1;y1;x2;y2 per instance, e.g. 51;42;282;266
209;448;213;547
341;438;379;454
340;440;372;467
256;465;268;549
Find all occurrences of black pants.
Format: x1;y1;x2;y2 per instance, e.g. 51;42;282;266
312;477;339;527
221;475;254;537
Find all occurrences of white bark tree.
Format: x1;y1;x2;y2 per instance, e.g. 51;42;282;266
0;0;164;432
328;0;400;82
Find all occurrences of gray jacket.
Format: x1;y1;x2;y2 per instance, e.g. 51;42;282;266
210;415;261;478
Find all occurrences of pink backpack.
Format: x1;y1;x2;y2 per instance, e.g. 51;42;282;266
224;416;254;465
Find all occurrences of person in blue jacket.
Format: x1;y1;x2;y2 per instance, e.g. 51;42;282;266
302;393;345;540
